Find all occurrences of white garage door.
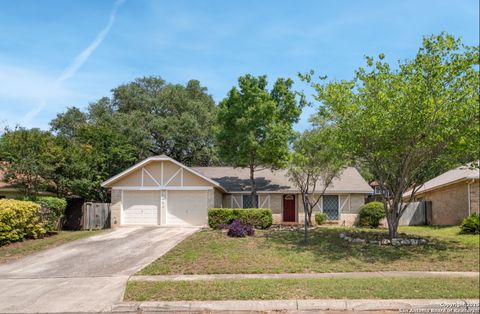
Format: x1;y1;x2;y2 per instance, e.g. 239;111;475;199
167;190;207;226
123;190;160;225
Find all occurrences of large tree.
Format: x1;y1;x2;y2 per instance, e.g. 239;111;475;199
288;125;345;241
216;75;304;207
303;33;479;238
0;127;63;195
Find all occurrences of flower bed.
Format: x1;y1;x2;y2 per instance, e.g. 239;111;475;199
340;231;428;245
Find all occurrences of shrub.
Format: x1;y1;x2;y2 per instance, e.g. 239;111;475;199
17;196;67;231
315;212;328;225
0;199;45;245
358;201;385;228
227;220;255;237
208;208;272;229
460;213;480;234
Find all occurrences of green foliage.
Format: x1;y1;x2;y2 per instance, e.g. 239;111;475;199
288;126;346;226
315;212;328;225
303;33;479;237
358;202;386;228
17;196;67;232
460;213;480;234
216;75;304;206
0;199;45;246
0;127;63;195
208;208;273;229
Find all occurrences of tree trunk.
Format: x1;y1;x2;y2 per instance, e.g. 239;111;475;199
250;165;257;208
386;201;400;239
302;194;309;244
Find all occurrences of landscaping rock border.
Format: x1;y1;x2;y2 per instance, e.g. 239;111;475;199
339;232;428;246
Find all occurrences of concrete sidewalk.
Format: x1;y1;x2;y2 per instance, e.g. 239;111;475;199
130;271;480;281
112;299;480;313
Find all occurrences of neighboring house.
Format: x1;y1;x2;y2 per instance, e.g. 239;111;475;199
366;180;390;203
0;169;55;199
403;164;480;225
101;155;372;227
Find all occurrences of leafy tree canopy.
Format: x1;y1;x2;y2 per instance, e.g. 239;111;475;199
303;33;479;237
217;74;305;207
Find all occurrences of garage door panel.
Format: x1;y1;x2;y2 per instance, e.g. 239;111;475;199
123;191;160;225
167;190;207;226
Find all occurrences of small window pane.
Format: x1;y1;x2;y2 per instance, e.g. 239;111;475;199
242;194;259;208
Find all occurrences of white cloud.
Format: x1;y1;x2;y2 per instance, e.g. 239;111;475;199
21;0;126;125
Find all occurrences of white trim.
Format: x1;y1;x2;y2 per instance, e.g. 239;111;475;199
113;186;214;191
232;195;241;208
165;168;182;186
143;168;161;186
260;195;270;208
101;156;226;192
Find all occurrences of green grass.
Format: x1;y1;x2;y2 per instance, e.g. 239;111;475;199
125;277;480;301
138;226;479;275
0;230;103;264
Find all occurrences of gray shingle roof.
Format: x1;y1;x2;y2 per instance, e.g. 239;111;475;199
403;164;479;197
191;166;372;193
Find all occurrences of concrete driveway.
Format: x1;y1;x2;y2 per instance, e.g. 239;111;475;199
0;226;198;313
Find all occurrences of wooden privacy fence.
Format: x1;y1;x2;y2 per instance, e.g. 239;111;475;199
82;202;111;229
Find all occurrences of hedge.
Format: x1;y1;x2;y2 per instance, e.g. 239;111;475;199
358;201;385;228
0;199;46;246
208;208;273;229
16;196;67;231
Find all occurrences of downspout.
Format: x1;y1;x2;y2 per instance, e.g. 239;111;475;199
467;179;475;216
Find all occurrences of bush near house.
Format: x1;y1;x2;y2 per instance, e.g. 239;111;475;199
208;208;272;229
17;196;67;232
227;220;255;237
460;213;480;234
358;201;385;228
315;213;328;225
0;199;46;246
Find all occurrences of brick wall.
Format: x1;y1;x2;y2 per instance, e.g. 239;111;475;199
110;189;121;228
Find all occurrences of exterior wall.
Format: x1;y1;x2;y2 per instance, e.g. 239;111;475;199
415;181;469;225
469;180;479;215
270;194;283;223
207;189;215;209
213;188;223;208
110;189;122;228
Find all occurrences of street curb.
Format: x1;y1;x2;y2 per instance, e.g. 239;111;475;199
111;299;480;312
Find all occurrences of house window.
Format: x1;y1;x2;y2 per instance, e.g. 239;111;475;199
242;194;259;208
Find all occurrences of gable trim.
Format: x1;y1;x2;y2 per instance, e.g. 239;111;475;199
101;156;226;192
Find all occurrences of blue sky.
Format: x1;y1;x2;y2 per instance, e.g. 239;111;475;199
0;0;478;131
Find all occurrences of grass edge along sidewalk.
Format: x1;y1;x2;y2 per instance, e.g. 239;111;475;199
124;276;480;301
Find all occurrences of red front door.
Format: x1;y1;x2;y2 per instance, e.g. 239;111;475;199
283;195;296;222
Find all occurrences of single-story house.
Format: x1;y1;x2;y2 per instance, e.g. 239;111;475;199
102;155;372;227
403;164;479;225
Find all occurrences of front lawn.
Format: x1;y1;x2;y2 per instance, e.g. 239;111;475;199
0;230;103;264
125;277;479;301
138;226;479;275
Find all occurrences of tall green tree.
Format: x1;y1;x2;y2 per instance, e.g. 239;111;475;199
303;33;479;238
217;75;305;207
288;125;345;242
0;127;63;195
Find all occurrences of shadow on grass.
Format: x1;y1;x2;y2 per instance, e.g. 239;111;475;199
263;227;457;265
